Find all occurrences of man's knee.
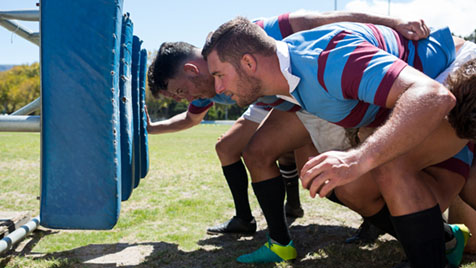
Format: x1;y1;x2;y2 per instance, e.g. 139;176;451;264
372;160;410;188
215;134;241;161
242;143;275;169
334;180;383;216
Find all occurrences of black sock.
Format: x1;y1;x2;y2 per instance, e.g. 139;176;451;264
391;205;446;268
252;176;290;245
279;163;300;207
223;160;252;222
364;204;396;237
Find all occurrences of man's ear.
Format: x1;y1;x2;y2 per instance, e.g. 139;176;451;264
241;54;257;73
183;63;200;75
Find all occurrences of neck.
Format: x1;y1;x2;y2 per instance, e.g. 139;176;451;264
256;54;290;96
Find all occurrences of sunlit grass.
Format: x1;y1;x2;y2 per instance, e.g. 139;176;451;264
1;127;475;267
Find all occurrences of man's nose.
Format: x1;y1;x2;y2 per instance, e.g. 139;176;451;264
215;79;225;94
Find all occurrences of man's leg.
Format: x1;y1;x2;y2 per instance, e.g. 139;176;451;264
208;116;259;235
277;151;305;218
237;110;313;263
370;121;468;268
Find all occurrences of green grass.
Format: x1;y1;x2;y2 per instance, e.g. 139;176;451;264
0;126;475;267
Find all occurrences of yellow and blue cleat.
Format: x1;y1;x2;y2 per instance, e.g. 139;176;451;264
236;236;297;263
446;224;471;267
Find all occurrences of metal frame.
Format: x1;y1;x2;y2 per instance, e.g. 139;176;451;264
0;8;41;253
0;10;40;45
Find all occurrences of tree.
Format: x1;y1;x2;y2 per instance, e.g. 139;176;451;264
465;29;476;43
0;63;40;114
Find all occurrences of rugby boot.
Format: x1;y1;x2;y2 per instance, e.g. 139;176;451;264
207;216;256;235
236;236;297;263
446;224;471;267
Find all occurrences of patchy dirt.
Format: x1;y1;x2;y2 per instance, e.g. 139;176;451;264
6;200;476;268
8;201;400;268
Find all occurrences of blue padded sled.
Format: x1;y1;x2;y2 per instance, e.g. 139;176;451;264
139;49;149;178
119;14;134;201
131;36;142;188
40;0;123;229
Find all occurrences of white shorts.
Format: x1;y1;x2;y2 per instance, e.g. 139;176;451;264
296;110;350;153
436;41;476;84
240;104;269;124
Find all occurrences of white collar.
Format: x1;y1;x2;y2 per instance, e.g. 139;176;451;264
275;40;300;105
275;40;300;92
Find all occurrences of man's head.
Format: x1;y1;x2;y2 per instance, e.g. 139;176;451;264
202;17;275;107
147;42;215;102
447;58;476;140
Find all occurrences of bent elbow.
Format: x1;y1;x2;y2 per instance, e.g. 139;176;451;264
432;83;456;113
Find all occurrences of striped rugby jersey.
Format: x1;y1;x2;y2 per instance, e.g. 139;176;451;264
282;22;455;128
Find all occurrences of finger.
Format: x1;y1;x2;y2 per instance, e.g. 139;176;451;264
318;178;337;198
420;19;430;37
404;30;417;41
301;155;325;176
301;163;325;190
308;174;329;198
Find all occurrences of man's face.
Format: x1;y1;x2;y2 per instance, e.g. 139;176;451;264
207;50;262;107
163;71;216;102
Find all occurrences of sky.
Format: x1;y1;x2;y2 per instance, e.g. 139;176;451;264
0;0;474;65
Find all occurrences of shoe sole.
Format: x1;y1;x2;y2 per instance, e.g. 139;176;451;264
206;230;256;236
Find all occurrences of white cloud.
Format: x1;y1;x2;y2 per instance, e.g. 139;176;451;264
344;0;475;37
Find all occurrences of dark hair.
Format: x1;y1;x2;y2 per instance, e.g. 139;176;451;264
447;58;476;140
201;16;275;68
147;42;197;98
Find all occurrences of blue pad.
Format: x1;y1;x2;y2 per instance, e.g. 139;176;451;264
139;49;149;178
131;36;142;188
119;14;134;201
40;0;123;229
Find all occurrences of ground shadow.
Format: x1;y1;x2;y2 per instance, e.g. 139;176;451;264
2;223;474;267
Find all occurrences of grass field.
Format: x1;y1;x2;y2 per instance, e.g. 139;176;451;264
0;125;475;267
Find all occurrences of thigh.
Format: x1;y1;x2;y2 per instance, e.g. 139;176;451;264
422;166;465;211
216;117;259;165
246;109;312;158
335;172;383;216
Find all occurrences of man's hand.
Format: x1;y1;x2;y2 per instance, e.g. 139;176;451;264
300;150;365;198
395;19;430;40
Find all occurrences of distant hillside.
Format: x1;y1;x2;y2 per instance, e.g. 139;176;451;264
0;65;15;72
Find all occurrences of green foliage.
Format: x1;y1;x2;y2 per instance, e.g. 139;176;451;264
464;29;476;43
0;63;40;115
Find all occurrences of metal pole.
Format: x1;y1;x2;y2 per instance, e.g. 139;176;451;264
388;0;391;16
335;0;337;10
0;19;39;46
0;10;39;21
0;217;40;254
11;98;40;116
0;115;40;132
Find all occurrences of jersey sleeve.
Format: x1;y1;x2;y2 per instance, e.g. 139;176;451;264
254;95;301;112
253;13;294;41
317;31;407;107
188;98;213;114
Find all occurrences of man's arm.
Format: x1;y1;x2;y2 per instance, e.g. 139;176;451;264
289;10;430;40
301;66;456;198
146;106;207;134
